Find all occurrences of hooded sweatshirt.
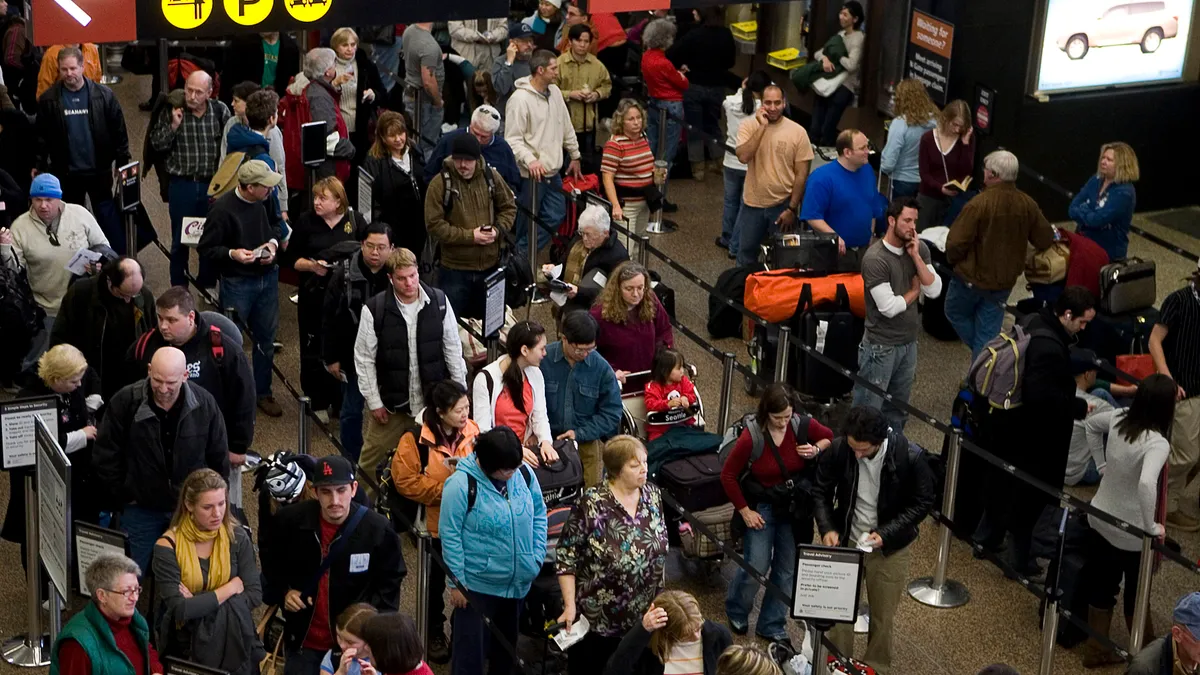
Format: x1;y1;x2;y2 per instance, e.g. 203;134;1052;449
503;76;580;178
438;453;548;599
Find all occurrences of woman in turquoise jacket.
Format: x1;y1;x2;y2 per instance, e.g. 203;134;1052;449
1069;141;1138;261
439;426;548;675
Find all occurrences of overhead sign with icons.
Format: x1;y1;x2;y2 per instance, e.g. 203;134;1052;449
138;0;507;37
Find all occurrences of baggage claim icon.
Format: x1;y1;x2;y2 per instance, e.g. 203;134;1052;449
285;0;330;22
224;0;273;25
163;0;213;28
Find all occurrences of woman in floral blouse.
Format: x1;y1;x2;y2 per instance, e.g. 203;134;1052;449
556;435;669;675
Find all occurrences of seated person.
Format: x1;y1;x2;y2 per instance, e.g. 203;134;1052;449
319;604;377;675
153;469;263;675
604;590;733;675
472;321;557;466
1067;349;1119;487
1127;591;1200;674
644;347;698;441
589;261;673;386
53;554;163;675
541;310;623;487
542;203;628;318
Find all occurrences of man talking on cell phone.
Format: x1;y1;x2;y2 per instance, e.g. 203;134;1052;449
265;455;404;675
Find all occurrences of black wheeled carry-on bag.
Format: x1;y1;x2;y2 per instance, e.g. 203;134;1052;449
656;453;726;514
1099;258;1156;314
769;232;839;273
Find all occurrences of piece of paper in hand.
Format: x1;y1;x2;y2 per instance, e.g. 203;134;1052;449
553;615;590;650
547;263;563;280
549;291;568;307
64;248;102;276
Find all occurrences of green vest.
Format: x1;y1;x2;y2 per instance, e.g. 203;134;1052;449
50;602;152;675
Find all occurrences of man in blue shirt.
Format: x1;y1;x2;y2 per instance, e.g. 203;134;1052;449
539;310;622;487
423;104;521;191
800;128;887;272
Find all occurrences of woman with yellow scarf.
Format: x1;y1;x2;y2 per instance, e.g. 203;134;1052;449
152;469;264;675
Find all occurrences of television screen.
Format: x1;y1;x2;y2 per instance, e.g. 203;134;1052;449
1033;0;1194;94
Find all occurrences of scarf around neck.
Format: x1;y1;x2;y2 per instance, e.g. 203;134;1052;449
174;517;232;593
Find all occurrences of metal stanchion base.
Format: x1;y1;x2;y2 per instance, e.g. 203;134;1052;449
907;577;970;608
100;75;122;85
2;635;51;667
853;605;870;634
645;218;678;234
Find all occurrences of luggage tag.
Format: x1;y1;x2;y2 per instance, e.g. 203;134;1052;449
349;553;370;573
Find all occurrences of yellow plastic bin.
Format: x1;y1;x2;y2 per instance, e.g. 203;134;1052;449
767;48;807;71
731;20;757;42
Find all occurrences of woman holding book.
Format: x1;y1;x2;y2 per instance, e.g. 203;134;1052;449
917;99;974;231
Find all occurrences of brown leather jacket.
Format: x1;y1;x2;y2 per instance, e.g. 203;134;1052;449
945;181;1055;291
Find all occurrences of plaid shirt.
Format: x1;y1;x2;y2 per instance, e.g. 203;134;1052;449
150;99;230;179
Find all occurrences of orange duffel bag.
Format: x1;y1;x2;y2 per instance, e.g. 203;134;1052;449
743;270;866;324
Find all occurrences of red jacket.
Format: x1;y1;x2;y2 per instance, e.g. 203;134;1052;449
644;376;698;441
641;49;688;101
720;419;834;511
1061;229;1109;298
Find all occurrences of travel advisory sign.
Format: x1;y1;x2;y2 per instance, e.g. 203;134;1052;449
904;9;955;106
141;0;508;37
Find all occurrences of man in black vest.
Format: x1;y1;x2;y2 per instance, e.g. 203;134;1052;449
352;247;466;499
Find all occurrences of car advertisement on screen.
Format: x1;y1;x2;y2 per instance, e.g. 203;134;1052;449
1035;0;1194;93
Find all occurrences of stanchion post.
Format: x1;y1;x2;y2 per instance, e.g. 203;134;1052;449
99;44;121;85
638;235;650;268
811;627;829;675
773;326;790;384
717;352;735;432
157;40;168;99
1;475;49;667
486;336;500;363
1038;590;1060;675
907;429;970;608
415;532;430;647
124;209;138;261
298;396;311;454
645;106;676;234
526;181;548;305
1128;533;1155;652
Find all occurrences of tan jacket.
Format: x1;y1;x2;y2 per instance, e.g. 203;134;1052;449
945;182;1055;291
424;157;516;271
555;52;612;133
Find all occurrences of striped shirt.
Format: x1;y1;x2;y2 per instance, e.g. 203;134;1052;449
1158;284;1200;398
664;639;704;675
150;99;231;179
601;135;654;199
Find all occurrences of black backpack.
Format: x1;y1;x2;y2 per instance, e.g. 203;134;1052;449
0;259;44;380
708;264;764;339
377;425;430;531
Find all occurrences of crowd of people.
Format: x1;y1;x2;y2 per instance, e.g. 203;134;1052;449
0;2;1195;675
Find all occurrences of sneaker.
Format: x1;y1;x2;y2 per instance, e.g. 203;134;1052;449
257;397;283;417
756;633;792;651
427;633;450;664
1167;511;1200;532
727;619;748;636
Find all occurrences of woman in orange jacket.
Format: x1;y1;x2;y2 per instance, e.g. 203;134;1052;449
389;379;478;663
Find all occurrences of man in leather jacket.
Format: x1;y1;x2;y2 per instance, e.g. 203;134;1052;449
813;405;934;675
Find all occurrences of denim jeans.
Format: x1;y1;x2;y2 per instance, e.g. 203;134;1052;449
439;265;493;320
683;84;724;163
724;503;795;640
721;167;746;252
943;276;1011;361
810;85;855;147
515;173;565;254
221;267;280;398
852;339;918;433
890;179;919;198
341;370;365;462
20;314;55;376
646;99;683;169
168;177;215;287
404;90;444;160
735;200;789;267
451;591;521;675
119;505;172;575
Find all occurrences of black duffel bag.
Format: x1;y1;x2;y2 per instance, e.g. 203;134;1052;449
707;263;764;339
532;439;584;508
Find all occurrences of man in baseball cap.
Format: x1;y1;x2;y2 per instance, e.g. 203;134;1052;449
423;104;521;191
265;451;404;670
198;158;287;417
492;22;537;115
1127;591;1200;673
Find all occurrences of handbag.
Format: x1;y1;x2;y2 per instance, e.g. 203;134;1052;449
1025;241;1070;285
811;70;849;98
257;606;284;675
1115;353;1155;386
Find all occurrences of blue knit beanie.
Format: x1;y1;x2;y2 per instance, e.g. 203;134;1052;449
30;174;63;200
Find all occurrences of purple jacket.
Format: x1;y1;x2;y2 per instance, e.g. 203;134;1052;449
590;296;674;375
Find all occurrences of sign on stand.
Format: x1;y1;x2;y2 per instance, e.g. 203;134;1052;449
117;161;142;212
903;9;955;106
0;397;59;470
75;523;130;596
791;545;864;624
483;267;506;339
36;416;72;602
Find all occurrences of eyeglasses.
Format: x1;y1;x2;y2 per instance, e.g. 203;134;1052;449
363;243;391;253
45;227;60;247
100;585;142;599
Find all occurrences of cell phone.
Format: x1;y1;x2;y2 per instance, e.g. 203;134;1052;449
256;247;271;259
317;261;333;267
481;224;494;232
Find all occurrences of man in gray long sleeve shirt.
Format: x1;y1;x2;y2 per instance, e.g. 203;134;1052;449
491;23;536;122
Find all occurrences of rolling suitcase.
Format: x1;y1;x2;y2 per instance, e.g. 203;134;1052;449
1081;306;1161;362
656;452;726;514
919;245;958;342
795;288;863;401
768;232;839;273
1098;258;1156;314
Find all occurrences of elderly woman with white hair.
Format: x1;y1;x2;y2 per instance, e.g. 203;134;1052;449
287;47;356;182
543;203;629;317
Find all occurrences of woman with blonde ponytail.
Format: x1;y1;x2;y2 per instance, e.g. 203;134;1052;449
603;590;733;675
715;645;783;675
152;469;264;675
